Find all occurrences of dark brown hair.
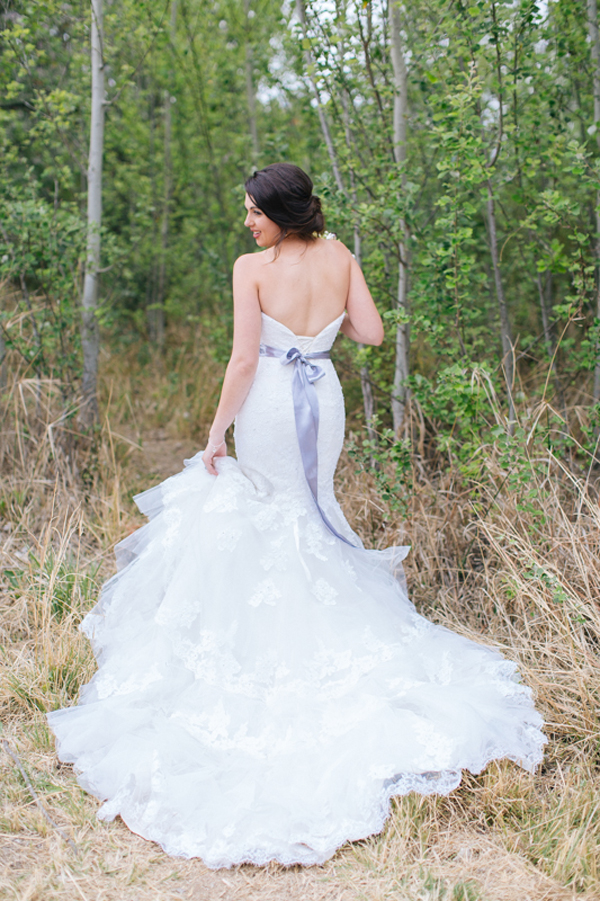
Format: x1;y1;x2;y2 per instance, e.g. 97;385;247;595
244;163;325;248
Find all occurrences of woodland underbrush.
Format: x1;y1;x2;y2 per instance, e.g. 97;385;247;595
0;333;599;900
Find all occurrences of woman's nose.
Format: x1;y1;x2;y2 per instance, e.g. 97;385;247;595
244;212;251;227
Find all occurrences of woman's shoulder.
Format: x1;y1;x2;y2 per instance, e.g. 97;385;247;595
317;236;353;265
233;250;267;271
319;235;351;251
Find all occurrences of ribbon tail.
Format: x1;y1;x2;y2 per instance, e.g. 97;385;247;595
316;507;357;548
291;360;357;549
292;363;320;500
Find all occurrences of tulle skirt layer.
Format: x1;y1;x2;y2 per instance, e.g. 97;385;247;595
47;454;545;867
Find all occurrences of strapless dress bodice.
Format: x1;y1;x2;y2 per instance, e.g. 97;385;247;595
259;311;346;354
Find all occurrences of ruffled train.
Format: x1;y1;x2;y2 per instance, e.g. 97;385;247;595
48;453;545;867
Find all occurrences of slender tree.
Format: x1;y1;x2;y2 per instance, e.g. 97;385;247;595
80;0;105;426
244;0;260;160
0;329;5;390
484;1;515;426
485;180;515;425
389;0;410;433
153;0;178;352
588;0;600;401
337;2;376;440
295;0;344;193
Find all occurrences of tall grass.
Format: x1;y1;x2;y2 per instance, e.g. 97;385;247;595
0;331;599;900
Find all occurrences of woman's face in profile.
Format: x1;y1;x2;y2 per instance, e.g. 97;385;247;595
244;193;281;248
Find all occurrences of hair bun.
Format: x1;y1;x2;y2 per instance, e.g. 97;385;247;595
307;194;325;236
244;163;326;245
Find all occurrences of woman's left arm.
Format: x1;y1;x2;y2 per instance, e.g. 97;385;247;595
202;254;262;475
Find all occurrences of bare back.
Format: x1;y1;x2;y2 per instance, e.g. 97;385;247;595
250;238;351;337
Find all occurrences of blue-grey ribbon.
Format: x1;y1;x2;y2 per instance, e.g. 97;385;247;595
260;343;357;547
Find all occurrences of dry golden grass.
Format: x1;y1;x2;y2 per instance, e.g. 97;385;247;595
1;333;599;900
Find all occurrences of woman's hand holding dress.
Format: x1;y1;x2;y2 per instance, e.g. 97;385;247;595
201;439;227;476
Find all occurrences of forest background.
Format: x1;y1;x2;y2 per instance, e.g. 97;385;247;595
1;0;600;899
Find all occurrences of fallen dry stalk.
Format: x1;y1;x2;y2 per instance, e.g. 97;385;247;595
1;739;77;855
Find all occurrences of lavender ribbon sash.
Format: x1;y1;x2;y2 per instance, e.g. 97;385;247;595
260;343;357;548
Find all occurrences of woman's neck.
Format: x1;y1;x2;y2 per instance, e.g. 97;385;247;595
266;234;312;261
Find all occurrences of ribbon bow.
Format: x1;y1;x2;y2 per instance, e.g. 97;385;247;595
282;347;327;382
260;343;357;547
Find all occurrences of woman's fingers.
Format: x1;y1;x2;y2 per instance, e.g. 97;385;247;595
202;443;226;476
202;448;218;475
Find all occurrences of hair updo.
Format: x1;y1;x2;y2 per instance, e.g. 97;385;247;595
244;163;325;247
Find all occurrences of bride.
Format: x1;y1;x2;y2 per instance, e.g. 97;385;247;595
47;163;545;869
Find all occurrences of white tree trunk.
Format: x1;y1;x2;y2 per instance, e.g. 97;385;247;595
152;88;171;352
244;0;259;160
389;0;410;433
352;228;376;440
588;0;600;401
0;329;6;390
338;42;377;441
152;0;177;352
486;180;516;426
295;0;345;193
80;0;105;426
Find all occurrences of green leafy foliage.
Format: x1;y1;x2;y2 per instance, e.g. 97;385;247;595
348;416;413;518
0;0;599;477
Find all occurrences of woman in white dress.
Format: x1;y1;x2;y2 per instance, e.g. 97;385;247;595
47;163;545;869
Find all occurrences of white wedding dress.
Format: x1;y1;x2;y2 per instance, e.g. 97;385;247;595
48;312;545;868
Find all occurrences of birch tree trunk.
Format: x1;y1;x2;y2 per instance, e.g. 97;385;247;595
80;0;105;427
244;0;259;160
151;87;171;352
147;90;159;342
152;0;177;353
295;0;344;194
337;9;377;441
389;0;410;433
352;225;376;441
535;260;553;359
485;180;516;426
588;0;600;401
0;330;6;390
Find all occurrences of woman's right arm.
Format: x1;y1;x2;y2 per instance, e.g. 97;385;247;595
202;254;262;475
339;252;384;346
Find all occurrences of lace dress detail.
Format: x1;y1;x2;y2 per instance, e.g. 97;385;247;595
47;311;546;869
